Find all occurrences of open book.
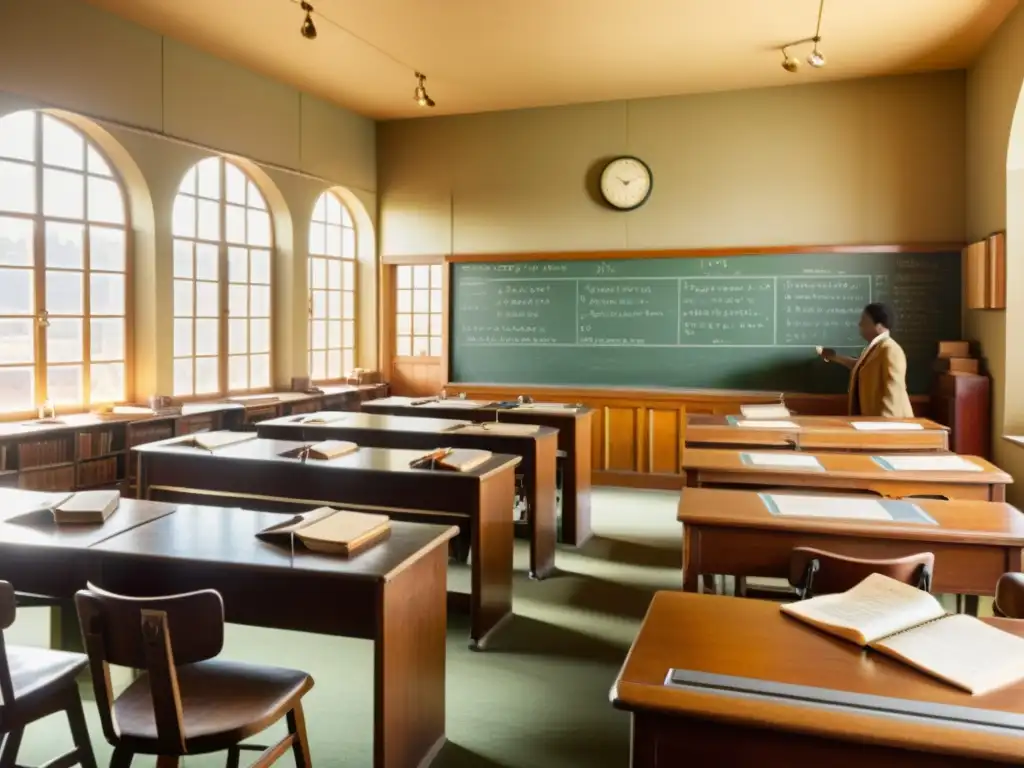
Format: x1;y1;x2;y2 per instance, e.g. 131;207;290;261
293;411;347;425
186;431;258;451
740;403;791;419
449;422;541;436
255;506;390;555
782;573;1024;695
409;448;492;472
15;490;121;524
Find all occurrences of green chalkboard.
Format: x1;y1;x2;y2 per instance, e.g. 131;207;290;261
448;251;962;394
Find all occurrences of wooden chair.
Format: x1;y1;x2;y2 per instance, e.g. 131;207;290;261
789;547;934;600
994;572;1024;618
0;581;97;768
74;583;314;768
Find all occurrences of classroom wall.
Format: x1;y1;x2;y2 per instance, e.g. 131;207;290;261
377;71;966;258
0;0;380;397
966;0;1024;505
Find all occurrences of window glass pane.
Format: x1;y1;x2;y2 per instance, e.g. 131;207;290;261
197;157;220;199
413;314;429;335
397;289;412;313
0;367;34;412
173;357;193;396
229;355;247;390
229;285;248;317
86;145;112;177
195;243;218;280
396;336;411;356
247;209;270;247
251;319;270;354
0;111;35;162
312;193;327;222
311;320;326;349
90;273;124;315
327;291;341;319
42;116;84;170
310;351;325;380
173;280;193;317
0;216;32;266
326;224;341;256
342;350;354;375
43;168;84;219
430;264;443;285
342;227;355;257
342;291;355;320
412;336;429;356
0;160;35;214
343;321;354;348
196;282;218;317
226;204;246;243
195;356;218;394
197;198;219;240
173;240;193;279
46;270;83;315
172;195;196;237
328;320;341;348
45;221;84;268
429;337;442;356
327;350;341;379
196;318;218;355
343;260;354;287
87;177;124;224
247;181;266;210
47;318;82;363
250;285;270;317
173;319;193;357
413;290;429;313
250;249;270;284
90;226;125;271
340;203;352;228
396;265;412;289
47;364;82;404
228;247;248;282
431;289;443;313
397;315;412;335
309;222;326;254
430;315;442;336
90;361;124;403
327;259;341;290
179;166;197;195
225;163;246;205
312;291;326;319
250;354;270;387
311;258;327;289
0;319;34;363
90;318;124;361
413;265;430;288
0;268;33;314
228;319;247;354
325;195;341;225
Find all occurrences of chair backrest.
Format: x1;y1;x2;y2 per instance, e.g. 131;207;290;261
995;573;1024;618
75;583;225;751
789;547;934;599
0;581;14;710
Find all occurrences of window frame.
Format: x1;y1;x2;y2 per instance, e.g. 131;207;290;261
171;157;276;400
393;263;444;360
0;110;133;418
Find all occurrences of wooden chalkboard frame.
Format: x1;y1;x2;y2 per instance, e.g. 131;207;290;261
441;242;965;388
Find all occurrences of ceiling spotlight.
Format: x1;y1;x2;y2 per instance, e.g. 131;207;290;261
777;0;827;73
414;72;435;108
807;41;826;68
300;1;317;40
781;49;800;73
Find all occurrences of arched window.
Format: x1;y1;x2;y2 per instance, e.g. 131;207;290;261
0;110;129;414
308;191;356;380
172;157;272;396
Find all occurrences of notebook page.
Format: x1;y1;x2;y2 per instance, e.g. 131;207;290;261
781;573;945;645
740;404;791;419
735;420;799;429
763;494;893;520
873;614;1024;696
743;452;823;469
850;421;925;432
875;455;983;472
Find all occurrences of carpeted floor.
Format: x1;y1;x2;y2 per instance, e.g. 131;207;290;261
7;487;685;767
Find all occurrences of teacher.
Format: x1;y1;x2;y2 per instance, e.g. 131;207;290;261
818;303;915;418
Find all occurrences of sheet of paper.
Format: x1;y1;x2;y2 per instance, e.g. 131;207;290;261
735;420;799;429
763;494;894;520
850;421;925;432
740;404;791;419
875;455;983;472
743;452;823;470
423;400;484;408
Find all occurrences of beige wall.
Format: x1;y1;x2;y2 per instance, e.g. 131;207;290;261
966;1;1024;504
378;72;966;258
0;0;380;398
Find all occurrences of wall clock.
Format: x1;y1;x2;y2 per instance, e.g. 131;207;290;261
599;156;653;211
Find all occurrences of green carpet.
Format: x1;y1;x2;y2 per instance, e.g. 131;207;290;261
6;487;684;767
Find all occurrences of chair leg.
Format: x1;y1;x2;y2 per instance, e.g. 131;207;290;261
226;746;241;768
66;690;99;768
0;728;23;768
286;704;312;768
108;747;133;768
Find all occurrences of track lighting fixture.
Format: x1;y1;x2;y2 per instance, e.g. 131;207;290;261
414;72;435;108
778;0;827;74
300;1;317;40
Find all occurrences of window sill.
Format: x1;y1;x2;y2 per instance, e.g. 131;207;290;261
1002;435;1024;451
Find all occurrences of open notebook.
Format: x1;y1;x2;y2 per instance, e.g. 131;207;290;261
256;506;390;555
186;432;258;451
409;448;492;471
13;490;121;525
782;573;1024;695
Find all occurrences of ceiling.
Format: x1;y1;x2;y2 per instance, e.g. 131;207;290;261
84;0;1018;120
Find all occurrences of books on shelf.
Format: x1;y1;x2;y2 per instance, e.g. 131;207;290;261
256;506;390;555
304;440;358;460
187;432;258;451
739;404;792;419
410;448;492;472
782;573;1024;695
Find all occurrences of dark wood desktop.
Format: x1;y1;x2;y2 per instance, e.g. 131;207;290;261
132;435;520;649
0;490;455;768
360;396;594;546
255;411;558;579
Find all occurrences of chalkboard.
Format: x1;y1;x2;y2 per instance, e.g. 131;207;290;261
448;251;962;394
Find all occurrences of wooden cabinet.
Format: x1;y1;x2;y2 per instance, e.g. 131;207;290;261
931;373;991;458
963;233;1006;310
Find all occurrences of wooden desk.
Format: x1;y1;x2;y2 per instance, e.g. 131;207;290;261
686;415;949;452
683;449;1011;502
676;487;1024;595
0;496;455;768
613;591;1024;767
133;435;519;649
255;411;558;580
362;397;594;546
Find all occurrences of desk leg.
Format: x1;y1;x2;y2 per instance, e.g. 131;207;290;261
527;440;557;580
375;541;448;768
559;423;593;547
471;468;515;650
682;528;700;593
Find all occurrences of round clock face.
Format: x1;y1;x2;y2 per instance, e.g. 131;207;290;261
600;156;652;210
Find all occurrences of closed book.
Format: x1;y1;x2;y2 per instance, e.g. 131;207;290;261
306;440;358;459
52;490;120;524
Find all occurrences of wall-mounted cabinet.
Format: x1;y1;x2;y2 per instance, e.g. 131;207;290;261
963;232;1006;310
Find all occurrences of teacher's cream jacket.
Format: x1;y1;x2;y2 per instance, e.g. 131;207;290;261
847;336;915;418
